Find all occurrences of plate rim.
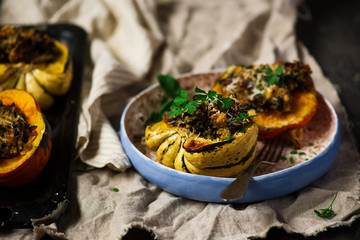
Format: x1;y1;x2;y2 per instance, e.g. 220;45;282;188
120;70;340;202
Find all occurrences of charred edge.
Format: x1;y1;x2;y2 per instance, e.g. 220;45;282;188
155;133;177;152
185;138;235;154
159;138;177;164
181;155;191;173
204;143;256;170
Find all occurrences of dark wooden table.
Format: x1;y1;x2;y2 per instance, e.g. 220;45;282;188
124;0;360;239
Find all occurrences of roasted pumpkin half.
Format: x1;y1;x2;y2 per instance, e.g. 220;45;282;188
212;61;318;143
0;89;52;187
0;25;72;110
145;88;258;177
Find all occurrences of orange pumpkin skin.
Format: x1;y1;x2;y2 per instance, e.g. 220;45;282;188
253;91;319;139
0;89;52;187
212;62;318;140
257;103;318;139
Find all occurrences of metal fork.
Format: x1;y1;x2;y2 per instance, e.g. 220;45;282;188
220;135;287;202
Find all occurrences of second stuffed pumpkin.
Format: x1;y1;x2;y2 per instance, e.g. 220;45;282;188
212;61;318;146
0;25;72;110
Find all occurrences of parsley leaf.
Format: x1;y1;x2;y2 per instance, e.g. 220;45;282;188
157;74;181;97
265;65;283;85
265;66;273;75
145;112;163;125
268;75;280;85
232;112;258;121
185;101;199;114
145;75;182;125
194;86;207;94
194;88;234;111
168;90;200;119
169;87;235;119
147;75;237;121
314;191;338;219
275;65;283;75
221;97;234;110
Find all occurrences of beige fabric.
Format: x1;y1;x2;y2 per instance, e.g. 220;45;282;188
1;0;359;239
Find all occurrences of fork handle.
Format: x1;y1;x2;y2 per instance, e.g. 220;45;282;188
220;160;258;202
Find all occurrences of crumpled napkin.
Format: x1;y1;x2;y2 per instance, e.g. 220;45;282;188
0;0;359;240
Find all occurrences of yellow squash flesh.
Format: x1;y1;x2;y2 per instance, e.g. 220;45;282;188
0;27;73;110
145;121;258;177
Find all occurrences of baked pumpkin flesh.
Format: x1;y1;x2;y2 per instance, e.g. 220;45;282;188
0;89;52;187
145;92;258;177
0;25;72;110
212;61;318;141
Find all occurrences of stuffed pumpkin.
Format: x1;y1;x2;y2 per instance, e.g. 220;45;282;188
0;89;52;187
0;25;72;110
145;88;258;177
212;61;318;146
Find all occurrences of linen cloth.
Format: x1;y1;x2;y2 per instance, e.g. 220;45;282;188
1;0;359;239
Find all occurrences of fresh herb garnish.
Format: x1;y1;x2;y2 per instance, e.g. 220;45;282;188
265;65;283;85
168;90;199;119
168;87;234;119
157;74;181;98
231;112;258;122
193;87;234;111
314;191;339;219
145;75;182;125
146;111;166;126
146;74;255;124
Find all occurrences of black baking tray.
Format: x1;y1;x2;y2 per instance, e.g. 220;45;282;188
0;23;87;228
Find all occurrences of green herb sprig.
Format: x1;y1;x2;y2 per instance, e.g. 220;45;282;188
265;65;283;85
145;75;182;125
168;87;234;119
231;112;258;122
146;74;257;124
314;191;339;219
193;87;234;110
168;90;199;119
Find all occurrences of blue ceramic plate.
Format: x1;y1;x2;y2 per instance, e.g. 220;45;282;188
120;71;340;203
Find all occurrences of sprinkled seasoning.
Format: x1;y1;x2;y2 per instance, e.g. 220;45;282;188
0;100;36;159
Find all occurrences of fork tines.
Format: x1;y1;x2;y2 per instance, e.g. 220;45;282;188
256;134;287;164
